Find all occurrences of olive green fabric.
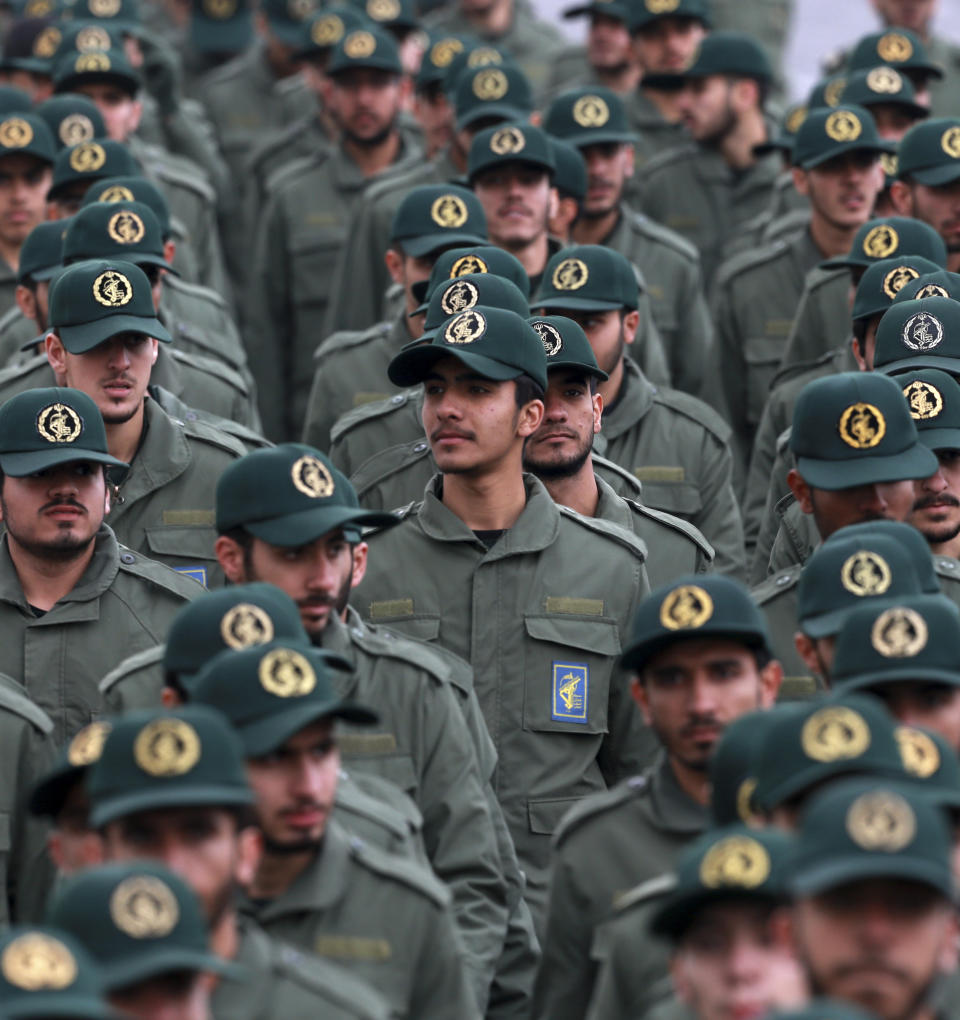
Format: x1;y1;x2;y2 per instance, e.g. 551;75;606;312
623;89;689;175
922;35;960;120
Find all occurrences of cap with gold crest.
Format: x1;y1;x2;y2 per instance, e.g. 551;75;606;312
191;641;378;757
791;103;891;170
849;28;944;81
839;68;928;122
73;0;141;33
821;216;947;272
34;95;106;151
295;5;370;58
641;30;770;90
29;719;113;820
897;368;960;452
528;314;608;380
190;0;254;55
389;183;487;259
0;111;55;167
0;19;62;76
327;24;402;76
709;709;779;827
48;862;239;989
544;85;635;148
852;255;943;323
897;725;960;818
259;0;319;45
789;372;937;490
892;269;960;305
648;825;793;941
769;1001;894;1020
52;47;140;96
416;272;530;342
0;386;128;477
415;31;470;90
628;0;710;33
52;19;121;57
831;593;960;694
81;175;173;239
467;121;555;183
359;0;419;33
563;0;627;24
532;244;640;312
444;40;507;89
63;200;174;274
17;220;65;285
620;574;771;674
0;924;118;1020
453;62;533;131
47;138;140;202
791;776;953;899
86;705;254;828
897;117;960;187
873;296;960;376
412;243;528;312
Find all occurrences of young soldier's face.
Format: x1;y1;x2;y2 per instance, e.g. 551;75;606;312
581;142;634;218
73;82;142;142
327;68;402;146
675;75;737;146
555;307;633;377
790;474;917;540
472;164;555;249
893;179;960;256
911;449;960;547
795;152;884;232
632;16;705;73
523;369;601;479
0;154;52;249
587;13;632;72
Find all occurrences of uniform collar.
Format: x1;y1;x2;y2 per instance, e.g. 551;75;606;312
592;472;631;528
109;397;192;511
597;357;655;444
648;753;710;834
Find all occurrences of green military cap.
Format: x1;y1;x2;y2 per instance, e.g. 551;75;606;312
35;94;107;150
898;368;960;451
839;68;928;121
806;74;848;111
896;724;960;815
529;314;607;380
417;271;529;339
831;593;960;692
389;304;548;389
621;574;771;673
82;175;171;238
47;139;140;202
53;47;140;96
768;1001;886;1020
563;0;627;24
821;216;948;271
755;102;807;157
412;243;529;310
549;138;587;203
709;710;777;826
752;695;908;813
467;121;554;182
897;117;960;186
17;219;65;284
63;200;174;272
191;641;378;757
52;20;122;57
191;0;253;55
788;371;937;489
73;0;141;33
893;270;960;304
849;29;944;81
791;775;953;898
0;385;128;476
453;62;533;131
28;719;112;819
0;20;59;76
648;825;793;940
0;84;33;114
532;244;639;312
327;25;401;76
831;521;941;588
48;257;172;351
259;0;319;44
852;255;943;322
356;0;418;33
48;862;238;988
445;42;508;93
642;30;771;90
390;184;487;258
415;32;472;90
87;705;254;828
0;112;56;166
0;925;118;1019
791;104;890;170
544;85;635;147
295;6;370;58
873;296;960;375
628;0;710;33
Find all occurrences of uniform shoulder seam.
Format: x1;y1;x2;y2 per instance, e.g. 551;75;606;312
623;499;714;557
554;777;648;845
750;565;801;604
99;644;165;694
350;838;451;907
0;676;53;733
650;387;732;441
557;504;648;559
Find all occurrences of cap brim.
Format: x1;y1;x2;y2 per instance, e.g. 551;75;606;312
89;784;254;829
835;667;960;691
755;760;907;812
103;946;242;992
0;447;128;477
650;888;782;939
903;163;960;187
399;231;488;258
55;71;139;94
456;103;528;130
563;1;626;17
17;332;44;353
120;251;178;274
800;141;893;169
794;443;939;490
241;505;400;547
917;426;960;451
28;263;63;282
531;295;624;311
548;356;608;380
879;356;960;375
565;128;637;147
820;253;865;270
28;764;84;818
791;854;952;900
57;314;174;352
639;71;688;90
621;628;768;673
239;700;379;758
388;344;525;387
801;607;860;640
330;58;402;76
4;993;123;1020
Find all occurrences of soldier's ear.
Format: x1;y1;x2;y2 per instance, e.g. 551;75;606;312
215;535;248;583
887;179;913;216
786;469;814;514
791;167;809;198
45;331;68;381
14;284;37;325
384;248;404;285
235;825;263;888
350;541;368;589
758;658;783;706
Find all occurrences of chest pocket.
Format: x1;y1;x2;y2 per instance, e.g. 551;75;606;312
522;614;620;735
289;232;345;315
365;605;441;644
337;730;419;799
744;333;789;428
144;526;218;587
635;477;703;520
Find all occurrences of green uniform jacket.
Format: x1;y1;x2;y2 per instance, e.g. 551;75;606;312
0;305;37;367
636;144;781;287
212;918;391;1020
596;358;745;579
531;757;708;1020
541;46;595;103
0;525;198;743
776;264;851;370
0;258;16;327
352;473;651;925
624;90;689;177
926;36;960;118
709;0;793;97
723;176;808;262
242;819;480;1020
0;673;55;926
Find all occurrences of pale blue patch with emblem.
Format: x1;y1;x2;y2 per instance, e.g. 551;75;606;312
172;565;208;587
552;662;588;723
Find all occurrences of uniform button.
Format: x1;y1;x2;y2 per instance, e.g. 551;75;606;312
120;552;136;564
391;394;404;405
352;628;364;638
414;442;427;453
943;560;956;570
776;574;791;586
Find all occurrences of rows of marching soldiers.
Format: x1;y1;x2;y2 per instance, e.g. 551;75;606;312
4;0;960;1016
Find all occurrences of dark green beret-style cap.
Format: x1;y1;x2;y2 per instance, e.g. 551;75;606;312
63;200;174;272
327;25;402;76
563;0;627;23
73;0;141;32
754;102;808;157
549;138;587;202
0;111;56;166
897;117;960;187
444;41;507;91
34;94;106;150
648;825;793;940
355;0;418;33
53;47;140;95
48;258;172;352
849;28;943;79
216;443;399;546
529;314;608;380
52;20;123;57
791;775;953;899
17;219;65;284
544;85;635;147
48;861;238;989
87;705;255;828
390;304;548;389
390;183;487;258
532;243;639;312
190;0;253;56
839;67;928;120
892;270;960;304
821;216;948;271
832;520;940;592
873;296;960;375
417;272;529;340
0;84;32;115
191;641;378;757
897;367;960;452
81;175;171;238
0;385;127;476
898;725;960;815
28;719;113;820
852;256;943;322
412;243;528;311
752;694;908;813
789;372;937;490
629;0;710;33
260;0;320;45
295;6;371;58
48;139;141;202
415;32;472;90
454;62;533;130
621;574;771;673
791;104;890;169
642;30;771;90
709;709;778;827
468;121;555;182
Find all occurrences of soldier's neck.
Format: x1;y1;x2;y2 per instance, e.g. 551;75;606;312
249;848;314;900
7;534;96;613
0;235;20;274
494;232;549;280
105;400;147;466
668;754;711;806
572;206;620;246
596;357;625;412
717;107;767;171
949;252;960;274
536;459;600;517
441;459;528;530
928;535;960;561
595;63;641;96
808;212;861;261
643;87;685;124
464;0;513;38
343;131;401;179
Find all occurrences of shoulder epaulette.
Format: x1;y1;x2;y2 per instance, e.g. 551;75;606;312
0;351;46;386
348;836;451;908
774;426;792;456
0;673;52;733
163;272;230;310
770;349;840;390
650;387;733;442
554;775;648;845
330;391;416;441
622;208;700;262
805;264;847;293
168;347;251;398
99;643;164;694
149;387;269;451
349;622;453;687
0;304;22;332
751;564;801;605
611;872;676;914
762;208;811;245
336;773;421;842
114;541;203;599
350;439;431;499
593;453;642;496
557;504;648;559
163;404;250;458
935;557;960;585
146;155;216;204
623;498;715;560
314;322;392;362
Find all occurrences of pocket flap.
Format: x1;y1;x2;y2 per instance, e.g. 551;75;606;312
144;526;217;558
524;615;621;655
637;480;703;516
527;797;583;835
373;613;441;643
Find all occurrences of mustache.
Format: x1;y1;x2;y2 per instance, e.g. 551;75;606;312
297;595;336;608
831;959;913;985
913;493;960;511
498;202;533;217
430;426;475;442
40;497;86;513
100;373;135;386
588;177;615;190
679;715;720;738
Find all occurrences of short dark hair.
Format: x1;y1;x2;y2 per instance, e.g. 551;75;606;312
514;373;545;408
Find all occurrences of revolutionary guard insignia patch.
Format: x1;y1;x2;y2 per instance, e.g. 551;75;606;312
824;77;846;107
659;584;713;630
0;119;32;148
489;126;524;154
801;706;871;762
37;403;82;443
838;402;886;449
473;68;508;101
259;648;316;697
825;110;862;142
871;606;928;658
134;718;201;777
344;31;376;58
108;210;145;245
221;604;274;649
312;15;344;45
699;836;770;889
110;876;180;938
1;933;77;990
431;194;468;228
76;25;111;49
917;284;949;299
451;254;487;276
93;269;133;307
867;67;902;93
367;0;400;19
552;257;588;290
877;32;913;62
68;720;111;766
467;47;501;67
89;0;121;15
573;94;609;127
902;310;944;351
99;185;135;203
291;454;334;498
846;790;916;851
531;320;563;356
70;142;106;173
444;309;486;344
942;127;960;160
75;52;111;73
840;550;892;597
440;278;479;315
882;264;919;299
896;725;940;779
59;113;95;147
552;662;588;722
903;379;943;420
862;224;898;258
645;0;679;10
430;38;463;67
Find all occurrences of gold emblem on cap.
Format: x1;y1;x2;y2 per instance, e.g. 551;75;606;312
59;113;95;147
904;379;944;420
838;402;886;450
917;283;949;299
430;38;463;67
490;126;525;155
93;269;133;308
871;605;929;658
473;68;508;101
824;77;846;107
312;14;344;45
867;66;903;93
107;210;145;245
77;25;111;50
659;584;714;630
552;257;588;291
70;141;106;173
825;109;861;142
367;0;400;18
431;194;468;229
700;836;770;889
883;264;919;300
573;94;610;128
259;647;317;697
785;106;807;135
877;32;913;62
221;604;275;649
451;254;488;277
532;320;563;356
290;454;334;498
344;31;376;58
204;0;236;16
32;25;61;58
941;127;960;160
880;152;898;177
467;47;502;67
99;184;135;203
24;0;53;13
37;403;82;444
68;720;111;767
134;718;201;777
897;726;941;779
863;224;899;258
440;278;479;315
443;309;486;345
847;790;916;851
801;706;871;762
110;876;180;939
645;0;679;11
76;52;111;72
902;310;944;351
0;118;33;149
736;777;758;823
1;933;77;991
841;550;893;597
89;0;121;14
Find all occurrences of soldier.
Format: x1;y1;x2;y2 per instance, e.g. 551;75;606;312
0;219;62;364
635;31;780;288
34;93;107;151
532;244;745;577
46;137;140;219
548;0;639;99
544;85;712;396
838;67;930;141
548;139;588;247
0;385;199;741
532;573;781;1020
841;28;944;110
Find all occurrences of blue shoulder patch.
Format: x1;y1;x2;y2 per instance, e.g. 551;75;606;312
552;662;589;723
172;565;208;587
